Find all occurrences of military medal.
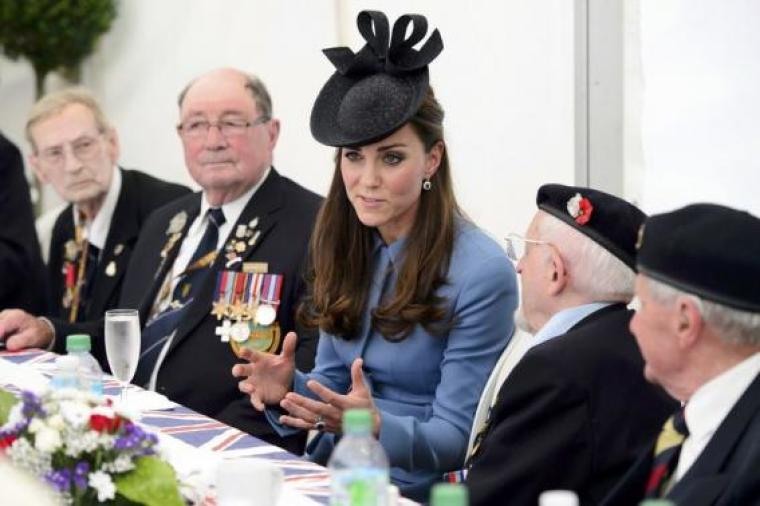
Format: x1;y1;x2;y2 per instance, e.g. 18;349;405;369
256;304;276;326
160;211;187;259
223;216;260;264
212;267;284;357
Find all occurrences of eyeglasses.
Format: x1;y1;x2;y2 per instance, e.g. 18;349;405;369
37;133;104;167
177;116;270;139
504;233;551;262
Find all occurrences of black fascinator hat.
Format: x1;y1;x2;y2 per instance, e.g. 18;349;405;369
310;10;444;147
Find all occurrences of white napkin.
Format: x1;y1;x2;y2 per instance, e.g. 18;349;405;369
107;388;177;412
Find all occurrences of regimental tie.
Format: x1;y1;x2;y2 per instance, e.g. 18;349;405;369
66;216;100;323
132;208;226;387
644;408;690;498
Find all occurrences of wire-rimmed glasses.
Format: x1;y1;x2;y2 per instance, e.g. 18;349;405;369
504;233;552;262
176;115;270;139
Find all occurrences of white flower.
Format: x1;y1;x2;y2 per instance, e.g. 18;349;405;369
90;405;116;419
6;437;52;477
566;193;582;218
47;414;65;431
34;426;62;453
88;471;116;502
3;403;25;429
28;418;45;434
101;454;135;473
59;400;91;427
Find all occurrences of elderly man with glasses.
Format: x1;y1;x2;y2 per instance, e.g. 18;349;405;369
1;69;322;454
466;184;676;506
0;88;189;345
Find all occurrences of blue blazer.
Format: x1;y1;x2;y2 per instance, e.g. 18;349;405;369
269;220;518;501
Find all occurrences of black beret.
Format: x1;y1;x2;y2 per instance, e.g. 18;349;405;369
637;203;760;312
310;10;443;147
536;184;646;269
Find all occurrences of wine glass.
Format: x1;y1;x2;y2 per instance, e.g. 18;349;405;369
105;309;141;406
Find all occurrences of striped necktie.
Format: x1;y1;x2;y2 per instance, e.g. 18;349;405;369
132;208;225;387
645;408;689;498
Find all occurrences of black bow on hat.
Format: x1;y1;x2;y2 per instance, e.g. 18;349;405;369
310;10;444;147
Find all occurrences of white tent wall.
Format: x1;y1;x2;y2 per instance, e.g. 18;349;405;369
0;0;577;240
626;0;760;217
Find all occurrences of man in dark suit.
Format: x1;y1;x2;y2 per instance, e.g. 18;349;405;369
0;69;321;454
466;185;676;506
0;132;48;315
602;204;760;506
0;89;189;349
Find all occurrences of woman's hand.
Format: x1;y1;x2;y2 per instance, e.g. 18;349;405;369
231;331;297;411
278;358;382;436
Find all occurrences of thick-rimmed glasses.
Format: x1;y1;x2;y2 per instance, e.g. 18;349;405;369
37;133;104;167
504;233;551;262
177;115;270;139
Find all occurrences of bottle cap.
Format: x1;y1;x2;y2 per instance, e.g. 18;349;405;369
638;501;676;506
342;408;373;434
430;483;468;506
66;334;92;352
539;490;579;506
55;355;79;371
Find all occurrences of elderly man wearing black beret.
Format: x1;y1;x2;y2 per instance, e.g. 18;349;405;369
603;203;760;506
466;184;676;506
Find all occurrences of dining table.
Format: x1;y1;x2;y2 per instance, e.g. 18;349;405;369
0;348;418;505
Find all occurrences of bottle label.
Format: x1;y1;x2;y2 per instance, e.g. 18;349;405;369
330;468;388;506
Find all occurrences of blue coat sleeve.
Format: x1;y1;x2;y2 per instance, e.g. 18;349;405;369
378;254;518;472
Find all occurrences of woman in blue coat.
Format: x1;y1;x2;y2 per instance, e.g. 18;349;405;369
233;10;518;501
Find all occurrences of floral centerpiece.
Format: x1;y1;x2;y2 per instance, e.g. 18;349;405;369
0;387;183;505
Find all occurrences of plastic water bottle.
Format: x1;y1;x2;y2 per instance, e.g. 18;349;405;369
66;334;104;396
50;355;79;390
539;490;579;506
430;483;469;506
328;408;389;506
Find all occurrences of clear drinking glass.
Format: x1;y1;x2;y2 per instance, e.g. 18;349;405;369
105;309;141;406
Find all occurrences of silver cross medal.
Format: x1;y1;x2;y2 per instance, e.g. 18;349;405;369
215;320;234;343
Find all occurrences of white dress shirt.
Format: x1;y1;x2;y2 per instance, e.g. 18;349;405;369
72;166;122;252
675;351;760;480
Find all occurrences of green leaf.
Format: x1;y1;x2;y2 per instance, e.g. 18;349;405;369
0;389;19;425
114;456;184;506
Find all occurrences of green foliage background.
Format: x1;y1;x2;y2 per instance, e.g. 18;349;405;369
0;0;118;98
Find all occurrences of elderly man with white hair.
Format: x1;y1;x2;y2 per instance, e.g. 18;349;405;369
603;203;760;506
466;184;675;506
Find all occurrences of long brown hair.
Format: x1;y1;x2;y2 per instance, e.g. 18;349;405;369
299;87;461;341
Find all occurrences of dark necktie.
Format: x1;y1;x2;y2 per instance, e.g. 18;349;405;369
133;208;226;387
645;408;690;498
83;244;100;298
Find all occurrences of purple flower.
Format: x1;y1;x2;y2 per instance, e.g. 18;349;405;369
45;468;72;492
113;422;156;456
74;461;90;489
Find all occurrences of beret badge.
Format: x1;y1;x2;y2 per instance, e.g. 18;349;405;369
566;193;594;226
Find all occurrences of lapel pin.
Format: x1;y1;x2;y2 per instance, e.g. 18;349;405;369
105;261;117;277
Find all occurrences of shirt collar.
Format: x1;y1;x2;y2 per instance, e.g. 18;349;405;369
197;166;271;231
684;351;760;442
532;302;613;347
372;231;408;268
73;166;121;250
